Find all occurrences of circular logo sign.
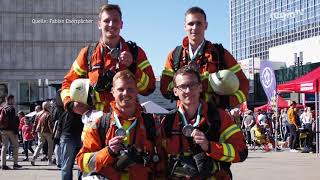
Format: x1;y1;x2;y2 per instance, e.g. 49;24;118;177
261;67;273;88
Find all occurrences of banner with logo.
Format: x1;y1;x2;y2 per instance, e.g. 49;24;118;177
260;60;276;102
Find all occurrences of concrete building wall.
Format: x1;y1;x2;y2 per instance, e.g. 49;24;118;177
0;0;106;109
269;36;320;67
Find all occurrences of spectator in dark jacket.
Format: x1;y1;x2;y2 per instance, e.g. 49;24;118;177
0;95;22;170
56;90;84;180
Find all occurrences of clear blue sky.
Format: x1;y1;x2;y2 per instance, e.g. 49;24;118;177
109;0;230;76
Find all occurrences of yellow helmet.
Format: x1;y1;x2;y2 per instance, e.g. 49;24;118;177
70;79;90;104
209;69;239;95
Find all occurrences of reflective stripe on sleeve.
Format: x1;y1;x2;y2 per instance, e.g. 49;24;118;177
200;71;209;81
61;89;70;101
94;91;101;102
95;103;105;111
219;143;236;162
162;68;174;77
137;72;149;92
82;152;95;173
219;124;241;142
234;90;246;103
167;81;174;92
228;64;241;74
72;61;87;76
137;59;151;71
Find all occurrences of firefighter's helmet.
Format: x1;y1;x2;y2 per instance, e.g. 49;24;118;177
209;69;239;95
70;79;90;105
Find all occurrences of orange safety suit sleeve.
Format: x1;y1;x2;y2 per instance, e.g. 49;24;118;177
61;47;89;110
133;46;156;96
76;118;114;174
222;49;249;107
160;50;175;99
207;109;248;163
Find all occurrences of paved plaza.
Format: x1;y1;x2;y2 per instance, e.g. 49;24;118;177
0;149;319;180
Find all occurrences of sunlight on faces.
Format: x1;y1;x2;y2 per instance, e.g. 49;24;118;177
174;73;202;106
184;13;207;44
111;76;138;110
98;10;123;40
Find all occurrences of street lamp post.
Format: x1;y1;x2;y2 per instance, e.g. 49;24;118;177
294;53;303;103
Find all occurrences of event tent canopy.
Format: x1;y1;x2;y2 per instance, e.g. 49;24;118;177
254;96;303;112
277;66;320;93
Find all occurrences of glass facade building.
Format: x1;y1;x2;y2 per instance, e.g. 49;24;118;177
230;0;320;61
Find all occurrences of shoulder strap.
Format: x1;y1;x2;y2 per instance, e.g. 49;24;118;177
86;42;99;72
126;41;139;74
172;45;183;72
98;112;111;148
212;43;226;70
203;103;221;142
163;110;178;138
141;112;156;141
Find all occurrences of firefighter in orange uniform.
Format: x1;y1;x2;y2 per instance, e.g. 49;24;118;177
161;66;248;179
61;4;155;115
160;6;248;108
76;70;163;180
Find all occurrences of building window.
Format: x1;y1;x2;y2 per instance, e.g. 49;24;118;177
0;83;8;105
18;81;40;110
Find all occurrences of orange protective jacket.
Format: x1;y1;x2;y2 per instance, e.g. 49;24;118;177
161;100;248;179
160;37;249;108
61;37;156;112
76;101;161;180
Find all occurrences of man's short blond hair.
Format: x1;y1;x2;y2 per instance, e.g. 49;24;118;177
112;70;136;86
99;4;122;19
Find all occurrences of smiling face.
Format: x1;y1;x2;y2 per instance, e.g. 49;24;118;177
98;9;123;40
173;73;202;107
184;12;207;45
111;74;138;112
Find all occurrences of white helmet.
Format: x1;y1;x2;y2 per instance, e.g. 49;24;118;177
70;79;90;104
208;69;239;95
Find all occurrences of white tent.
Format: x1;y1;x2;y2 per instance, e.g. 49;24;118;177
141;101;169;114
